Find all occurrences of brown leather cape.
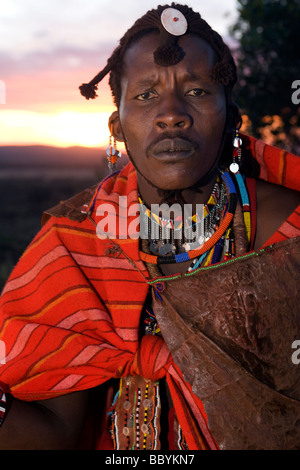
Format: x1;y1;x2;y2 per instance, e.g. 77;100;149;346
151;237;300;449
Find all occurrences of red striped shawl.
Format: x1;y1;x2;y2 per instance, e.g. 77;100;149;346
242;134;300;243
0;134;299;449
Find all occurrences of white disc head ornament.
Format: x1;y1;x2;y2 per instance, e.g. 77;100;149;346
161;8;188;36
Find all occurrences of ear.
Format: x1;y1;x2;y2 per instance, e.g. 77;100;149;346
227;102;242;133
108;111;125;142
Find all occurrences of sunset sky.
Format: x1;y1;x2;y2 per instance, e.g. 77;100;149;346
0;0;238;148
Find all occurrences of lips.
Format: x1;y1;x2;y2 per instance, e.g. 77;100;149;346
151;138;195;161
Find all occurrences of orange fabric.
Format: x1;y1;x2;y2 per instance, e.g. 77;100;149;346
242;133;300;245
0;164;215;450
242;133;300;191
124;335;172;380
0;135;299;449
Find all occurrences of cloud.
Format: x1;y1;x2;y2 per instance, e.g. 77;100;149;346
0;0;238;82
0;43;116;111
0;0;238;108
0;0;238;146
0;0;237;56
0;44;113;76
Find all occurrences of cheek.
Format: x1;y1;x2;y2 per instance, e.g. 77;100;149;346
120;114;155;160
215;101;227;130
119;106;143;149
195;100;227;155
202;99;227;131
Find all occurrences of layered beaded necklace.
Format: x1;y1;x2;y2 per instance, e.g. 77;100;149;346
139;170;240;269
139;177;226;258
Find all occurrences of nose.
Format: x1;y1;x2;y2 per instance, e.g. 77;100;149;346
154;95;193;131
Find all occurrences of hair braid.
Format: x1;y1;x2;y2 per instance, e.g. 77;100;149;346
79;3;237;107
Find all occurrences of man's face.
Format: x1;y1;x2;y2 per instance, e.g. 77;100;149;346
118;33;227;191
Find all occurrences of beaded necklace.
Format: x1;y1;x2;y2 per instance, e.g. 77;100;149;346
139;178;227;258
140;170;238;266
139;177;222;232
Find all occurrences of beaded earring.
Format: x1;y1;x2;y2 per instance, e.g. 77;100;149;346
106;123;121;173
229;129;242;174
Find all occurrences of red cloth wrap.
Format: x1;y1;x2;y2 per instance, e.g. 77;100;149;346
0;135;299;449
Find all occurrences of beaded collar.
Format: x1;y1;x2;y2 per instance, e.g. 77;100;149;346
139;171;238;265
138;177;227;258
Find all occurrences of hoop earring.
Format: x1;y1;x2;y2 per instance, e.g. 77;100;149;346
106;124;121;173
229;129;242;174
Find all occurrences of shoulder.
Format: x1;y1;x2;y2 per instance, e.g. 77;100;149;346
254;179;300;250
41;163;136;227
41;184;99;227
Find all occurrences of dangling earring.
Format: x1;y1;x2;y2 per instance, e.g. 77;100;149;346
106;123;121;173
229;129;242;174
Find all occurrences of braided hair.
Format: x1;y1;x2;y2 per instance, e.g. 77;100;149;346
80;3;237;107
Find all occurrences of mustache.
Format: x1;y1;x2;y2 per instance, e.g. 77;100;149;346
146;132;198;156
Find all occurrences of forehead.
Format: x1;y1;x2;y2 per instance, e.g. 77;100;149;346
122;32;218;81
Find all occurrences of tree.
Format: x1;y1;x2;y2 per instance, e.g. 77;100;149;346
230;0;300;154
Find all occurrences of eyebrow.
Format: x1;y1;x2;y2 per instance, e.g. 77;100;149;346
137;70;210;82
130;69;213;91
134;76;158;88
181;70;211;82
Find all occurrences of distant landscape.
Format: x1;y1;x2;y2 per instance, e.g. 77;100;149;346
0;145;127;290
0;145;111;172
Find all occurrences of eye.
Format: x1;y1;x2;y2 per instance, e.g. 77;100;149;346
186;88;207;97
135;91;157;101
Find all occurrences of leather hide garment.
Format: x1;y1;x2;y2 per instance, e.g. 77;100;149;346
151;237;300;450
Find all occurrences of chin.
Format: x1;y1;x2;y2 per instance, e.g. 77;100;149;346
154;181;190;192
154;174;203;192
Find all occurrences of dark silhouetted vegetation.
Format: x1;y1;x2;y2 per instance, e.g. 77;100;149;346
231;0;300;153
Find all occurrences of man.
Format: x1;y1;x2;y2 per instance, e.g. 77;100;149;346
0;4;299;450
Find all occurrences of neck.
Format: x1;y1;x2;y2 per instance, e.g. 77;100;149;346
137;168;219;214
